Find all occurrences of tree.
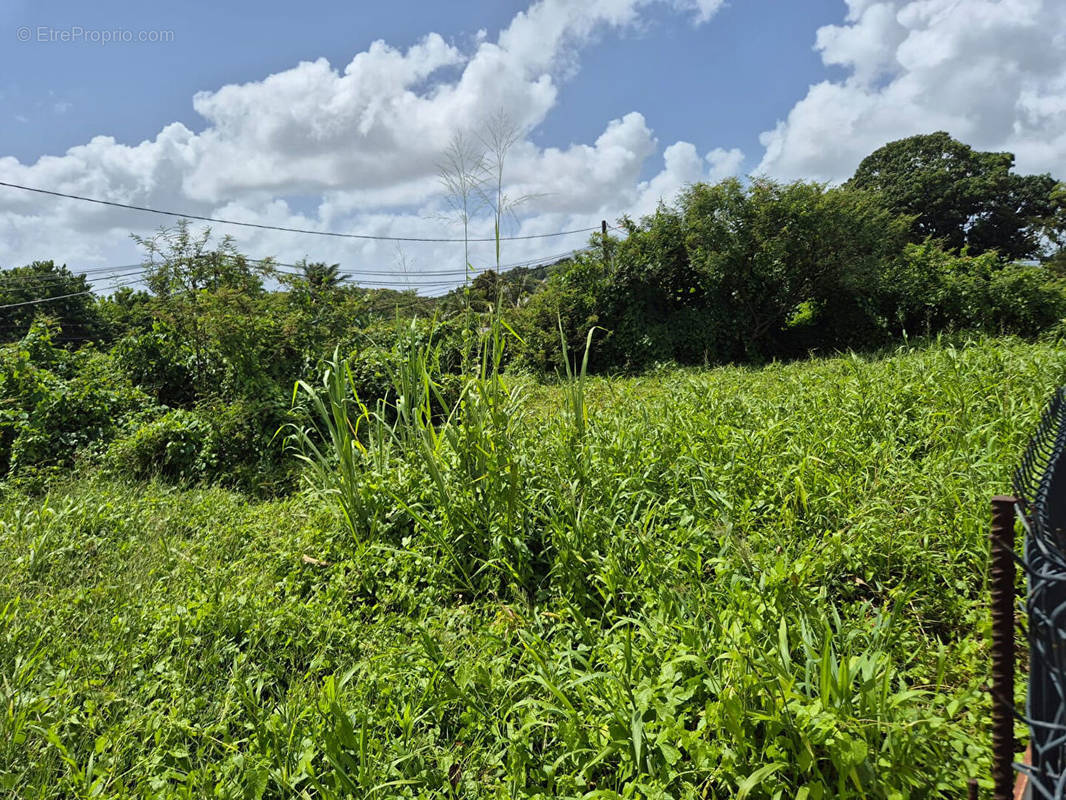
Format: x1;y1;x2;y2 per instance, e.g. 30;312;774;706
614;179;911;362
0;261;107;344
540;178;913;371
1042;182;1066;274
300;261;344;295
98;285;156;338
131;219;275;387
847;131;1058;260
285;260;345;306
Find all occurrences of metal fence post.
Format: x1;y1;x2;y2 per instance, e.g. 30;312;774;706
990;495;1017;800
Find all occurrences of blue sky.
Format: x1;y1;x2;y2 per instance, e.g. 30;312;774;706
2;0;840;173
0;0;1063;284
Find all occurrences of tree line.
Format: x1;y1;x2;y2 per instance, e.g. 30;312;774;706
0;131;1062;491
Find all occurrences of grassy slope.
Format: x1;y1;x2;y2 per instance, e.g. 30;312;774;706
1;336;1062;799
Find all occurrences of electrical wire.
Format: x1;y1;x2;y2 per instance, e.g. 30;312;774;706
0;268;146;287
0;179;601;243
0;273;149;310
0;242;593;308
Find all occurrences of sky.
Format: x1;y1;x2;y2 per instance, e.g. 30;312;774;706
1;0;1064;293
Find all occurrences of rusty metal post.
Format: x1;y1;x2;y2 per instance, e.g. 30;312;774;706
990;495;1017;800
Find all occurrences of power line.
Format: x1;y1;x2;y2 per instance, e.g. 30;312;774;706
0;250;575;294
0;267;145;287
0;273;148;310
263;247;589;284
0;243;589;309
0;180;600;243
0;288;101;310
0;245;584;289
258;247;585;279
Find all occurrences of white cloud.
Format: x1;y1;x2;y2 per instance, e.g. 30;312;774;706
0;0;732;280
757;0;1066;183
628;142;744;218
681;0;726;24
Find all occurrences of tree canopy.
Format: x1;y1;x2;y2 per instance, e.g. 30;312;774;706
0;260;106;344
847;131;1059;261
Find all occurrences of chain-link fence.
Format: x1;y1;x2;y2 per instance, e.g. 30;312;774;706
1008;388;1066;799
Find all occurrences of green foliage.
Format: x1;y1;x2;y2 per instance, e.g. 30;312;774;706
522;178;914;372
96;284;156;337
111;322;196;407
106;408;208;483
512;251;610;374
104;396;292;493
518;174;1064;375
287;310;530;596
132;220;276;389
0;260;108;345
848;131;1059;260
0;321;154;483
299;260;345;295
0;337;1057;797
883;242;1066;336
6;131;1063;492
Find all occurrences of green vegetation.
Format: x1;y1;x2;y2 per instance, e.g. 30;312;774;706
847;131;1060;261
0;337;1060;798
0;130;1064;797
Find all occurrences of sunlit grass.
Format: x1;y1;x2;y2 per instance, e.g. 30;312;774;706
0;334;1061;798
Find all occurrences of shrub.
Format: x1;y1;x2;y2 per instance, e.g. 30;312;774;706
106;408;207;483
197;397;293;493
111;323;196;408
0;322;154;482
882;242;1066;337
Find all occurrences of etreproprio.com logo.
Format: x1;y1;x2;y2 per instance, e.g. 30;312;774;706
16;26;175;44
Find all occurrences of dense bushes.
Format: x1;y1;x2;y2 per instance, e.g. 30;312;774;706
2;200;1064;491
110;322;196;407
0;283;480;492
515;178;1065;374
882;242;1066;336
0;322;155;485
0;315;297;493
107;408;207;483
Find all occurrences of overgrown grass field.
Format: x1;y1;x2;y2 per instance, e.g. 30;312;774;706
1;336;1060;799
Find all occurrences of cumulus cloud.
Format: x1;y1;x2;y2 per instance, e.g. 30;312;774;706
627;143;744;218
757;0;1066;183
0;0;734;279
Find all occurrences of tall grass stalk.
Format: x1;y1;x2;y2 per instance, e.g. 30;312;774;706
282;348;386;541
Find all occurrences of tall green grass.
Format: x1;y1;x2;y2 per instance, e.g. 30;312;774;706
0;335;1060;798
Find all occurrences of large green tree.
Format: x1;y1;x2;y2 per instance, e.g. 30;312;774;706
611;178;911;363
521;178;913;372
0;260;107;344
847;131;1058;260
